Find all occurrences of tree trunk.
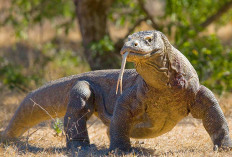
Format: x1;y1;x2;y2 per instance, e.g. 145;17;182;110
74;0;120;70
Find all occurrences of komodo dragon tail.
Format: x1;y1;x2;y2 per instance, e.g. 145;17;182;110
1;75;80;141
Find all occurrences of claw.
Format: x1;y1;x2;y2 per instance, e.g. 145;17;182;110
116;52;129;95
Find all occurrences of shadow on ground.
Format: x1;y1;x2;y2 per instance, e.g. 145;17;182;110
1;139;156;156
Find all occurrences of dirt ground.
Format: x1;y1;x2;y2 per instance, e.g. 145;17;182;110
1;90;232;157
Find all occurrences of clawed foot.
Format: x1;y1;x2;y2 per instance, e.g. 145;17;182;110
109;143;131;152
107;147;150;156
67;139;90;152
212;133;232;152
107;148;132;156
213;138;232;152
213;145;232;152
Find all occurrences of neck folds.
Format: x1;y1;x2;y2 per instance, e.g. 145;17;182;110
135;53;170;89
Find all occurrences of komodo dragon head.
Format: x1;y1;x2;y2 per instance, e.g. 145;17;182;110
116;30;171;94
120;30;171;61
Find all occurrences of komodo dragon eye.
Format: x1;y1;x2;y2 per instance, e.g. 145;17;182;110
145;36;152;42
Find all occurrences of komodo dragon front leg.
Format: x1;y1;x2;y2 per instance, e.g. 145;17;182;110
109;85;146;151
190;85;232;150
64;81;95;150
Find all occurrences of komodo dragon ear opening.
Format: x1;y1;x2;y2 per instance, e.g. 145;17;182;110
116;51;129;95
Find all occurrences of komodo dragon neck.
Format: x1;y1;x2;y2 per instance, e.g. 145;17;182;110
134;50;171;90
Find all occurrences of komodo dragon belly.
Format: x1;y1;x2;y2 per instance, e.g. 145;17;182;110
131;89;189;139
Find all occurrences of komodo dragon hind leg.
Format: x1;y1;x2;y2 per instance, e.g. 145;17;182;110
64;81;95;150
190;85;232;151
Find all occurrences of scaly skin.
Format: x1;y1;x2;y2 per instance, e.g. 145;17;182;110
2;30;232;152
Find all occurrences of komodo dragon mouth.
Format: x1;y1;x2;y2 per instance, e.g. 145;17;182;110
116;49;161;95
120;48;161;57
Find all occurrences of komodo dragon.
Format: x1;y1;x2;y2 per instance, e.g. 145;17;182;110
2;30;232;152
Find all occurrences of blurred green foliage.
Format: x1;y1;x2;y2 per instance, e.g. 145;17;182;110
41;42;89;76
0;42;89;91
109;0;145;26
0;56;41;91
90;35;115;57
3;0;75;39
179;35;232;93
1;0;232;93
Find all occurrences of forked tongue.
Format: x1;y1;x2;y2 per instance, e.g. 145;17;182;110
116;51;129;95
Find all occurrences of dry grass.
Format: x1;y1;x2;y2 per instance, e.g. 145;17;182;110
1;90;232;157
